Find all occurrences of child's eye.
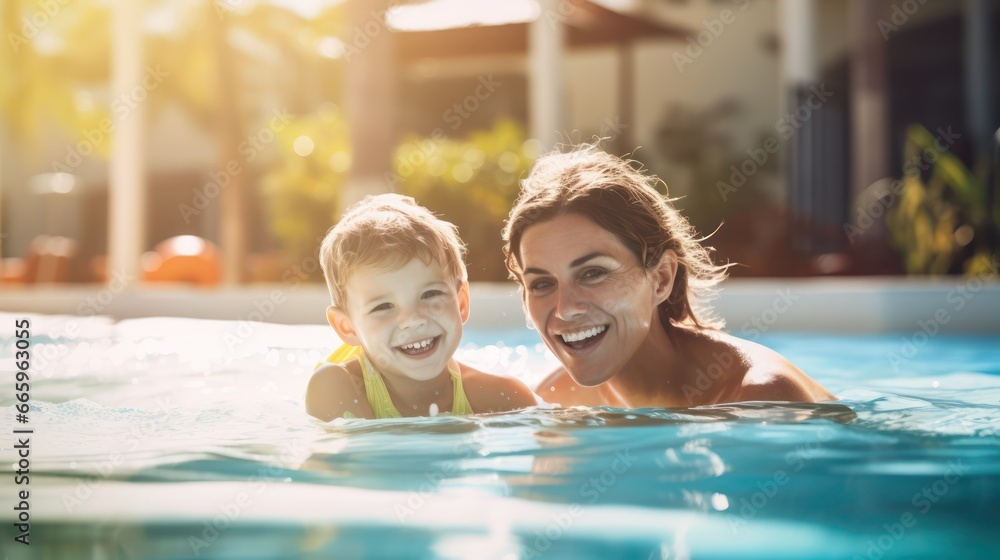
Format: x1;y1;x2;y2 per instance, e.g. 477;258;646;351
370;303;393;313
422;290;445;299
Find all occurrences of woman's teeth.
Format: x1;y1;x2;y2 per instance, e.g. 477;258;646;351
559;325;607;343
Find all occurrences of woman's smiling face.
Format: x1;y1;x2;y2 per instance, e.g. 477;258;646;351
518;213;667;387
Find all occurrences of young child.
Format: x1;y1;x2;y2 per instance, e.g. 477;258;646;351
306;194;537;421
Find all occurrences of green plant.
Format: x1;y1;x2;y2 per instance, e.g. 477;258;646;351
1;0;112;152
887;125;999;275
260;106;350;264
391;119;536;281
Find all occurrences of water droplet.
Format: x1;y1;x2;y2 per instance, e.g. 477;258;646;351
711;493;729;511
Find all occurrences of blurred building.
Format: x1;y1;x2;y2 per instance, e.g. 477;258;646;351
0;0;997;283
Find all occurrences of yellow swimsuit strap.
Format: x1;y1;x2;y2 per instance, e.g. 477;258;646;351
321;344;474;419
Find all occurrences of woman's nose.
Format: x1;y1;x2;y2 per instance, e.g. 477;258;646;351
554;286;588;320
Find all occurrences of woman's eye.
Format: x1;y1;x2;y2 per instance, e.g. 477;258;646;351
582;268;607;280
529;280;553;293
370;303;393;313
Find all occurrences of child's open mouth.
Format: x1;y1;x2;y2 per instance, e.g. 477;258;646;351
557;325;609;352
396;336;440;358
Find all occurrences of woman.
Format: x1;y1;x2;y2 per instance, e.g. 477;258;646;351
502;145;834;408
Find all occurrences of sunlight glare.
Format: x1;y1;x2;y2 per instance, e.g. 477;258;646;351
387;0;540;32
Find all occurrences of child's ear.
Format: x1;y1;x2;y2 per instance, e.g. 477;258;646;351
457;280;471;324
652;250;678;305
327;305;361;346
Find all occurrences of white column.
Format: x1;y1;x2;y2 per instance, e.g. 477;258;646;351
343;0;395;212
848;0;888;197
780;0;817;86
964;0;994;165
108;0;146;285
779;0;819;237
529;0;565;151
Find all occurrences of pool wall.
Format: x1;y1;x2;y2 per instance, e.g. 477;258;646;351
1;277;998;333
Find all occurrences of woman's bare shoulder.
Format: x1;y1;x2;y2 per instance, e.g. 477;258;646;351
716;333;835;403
457;363;538;413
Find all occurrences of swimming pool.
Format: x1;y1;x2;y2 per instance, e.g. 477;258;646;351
2;313;999;559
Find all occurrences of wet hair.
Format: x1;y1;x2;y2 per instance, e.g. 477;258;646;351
502;144;728;329
320;193;468;309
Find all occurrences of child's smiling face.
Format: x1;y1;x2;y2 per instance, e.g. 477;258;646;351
329;257;469;382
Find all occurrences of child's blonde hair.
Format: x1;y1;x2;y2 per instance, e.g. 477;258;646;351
502;145;728;329
320;194;468;309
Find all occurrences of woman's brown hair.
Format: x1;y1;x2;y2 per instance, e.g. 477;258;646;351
502;144;729;329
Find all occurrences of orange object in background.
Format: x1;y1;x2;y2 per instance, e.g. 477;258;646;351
1;235;77;284
89;254;108;283
142;235;223;286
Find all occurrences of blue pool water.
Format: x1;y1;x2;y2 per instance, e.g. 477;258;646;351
1;314;999;559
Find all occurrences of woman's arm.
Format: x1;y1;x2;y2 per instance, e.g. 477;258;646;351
534;367;609;407
736;370;836;402
729;337;836;403
461;365;539;413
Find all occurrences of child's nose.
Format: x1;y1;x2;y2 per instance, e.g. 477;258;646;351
399;308;429;329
